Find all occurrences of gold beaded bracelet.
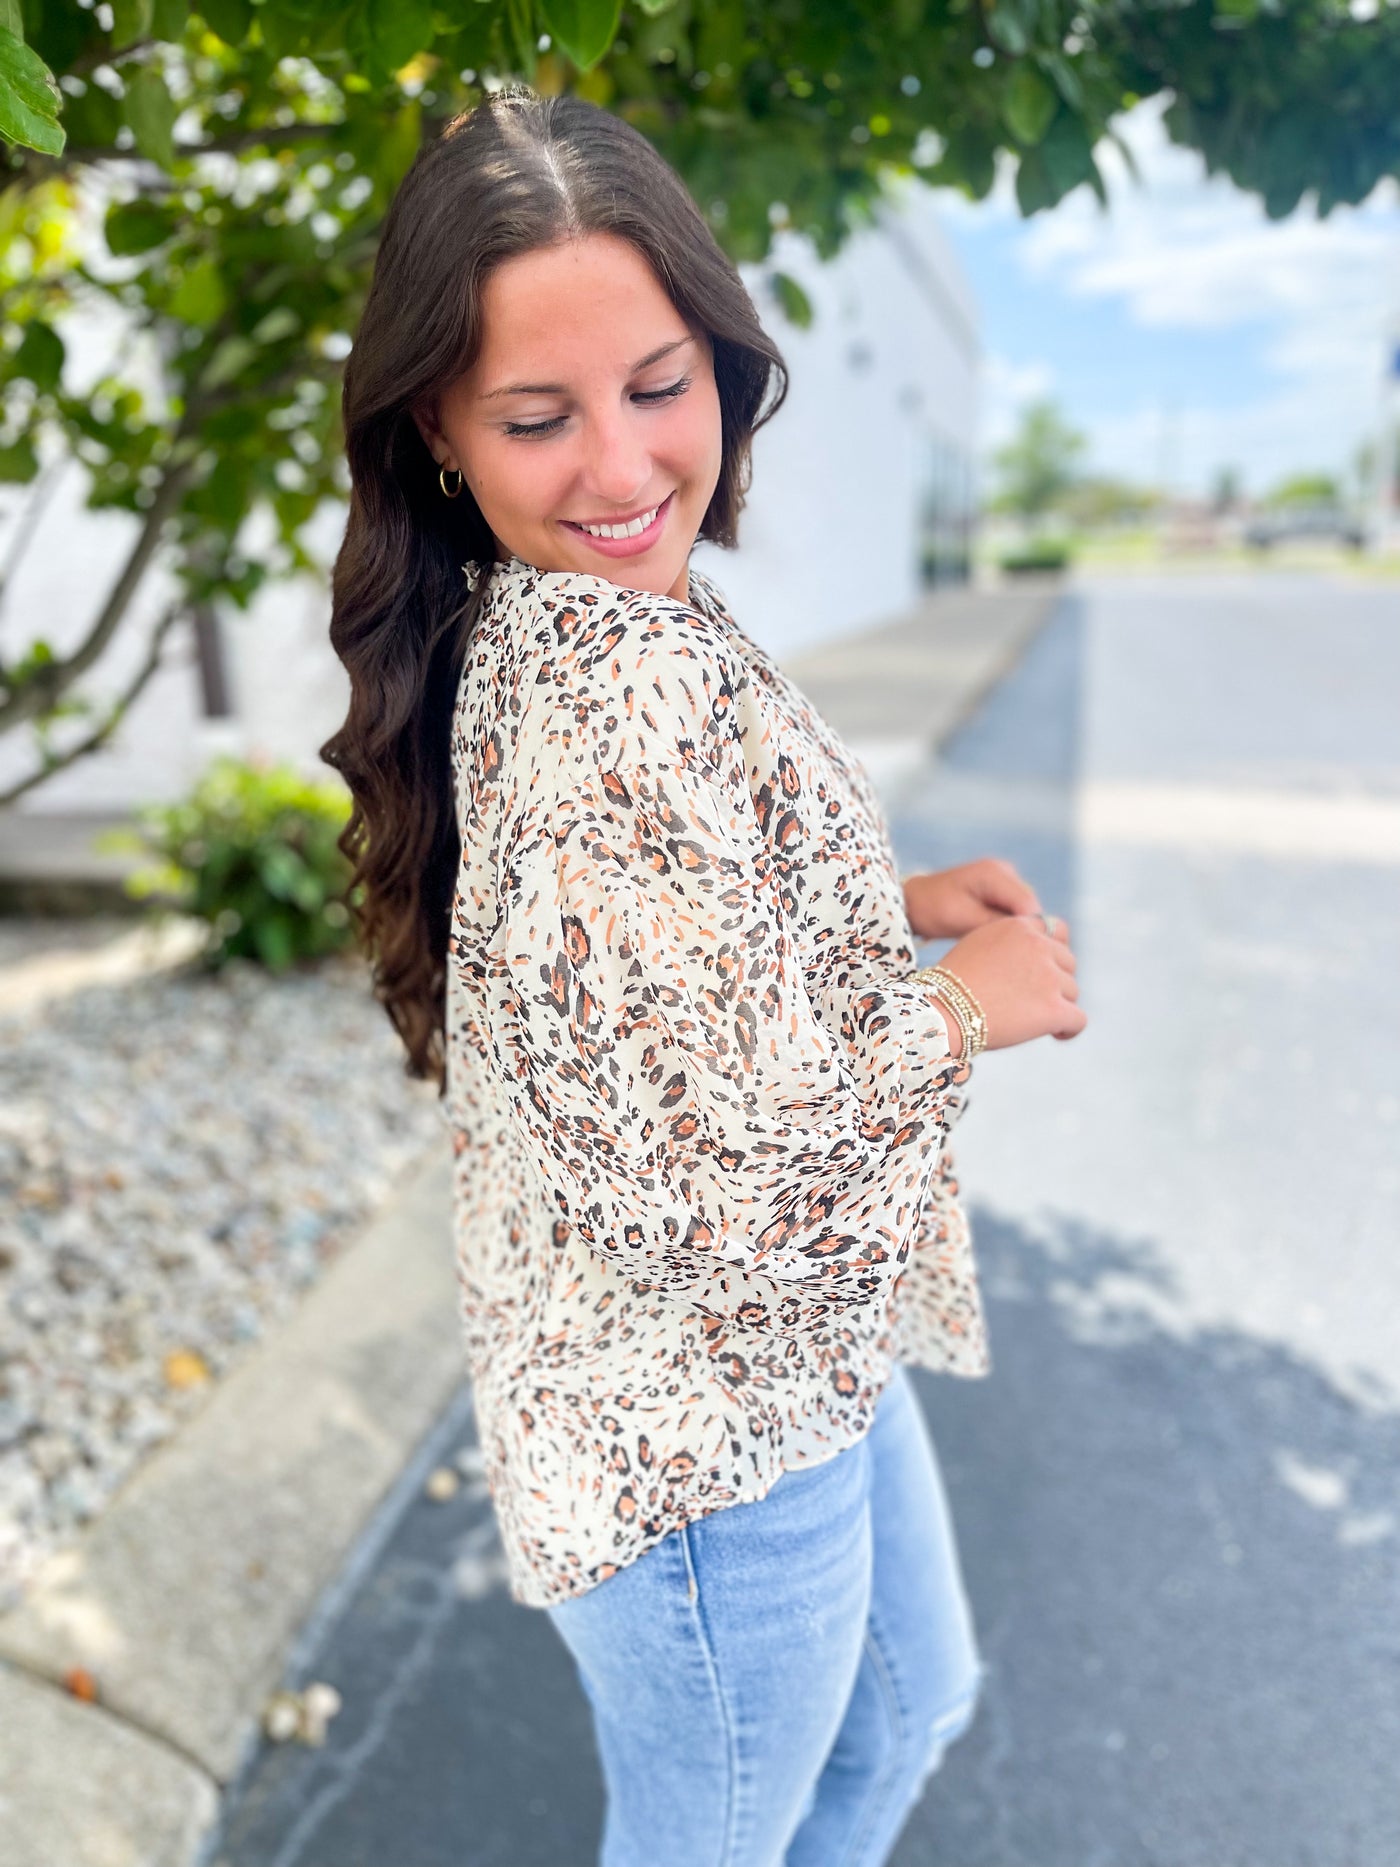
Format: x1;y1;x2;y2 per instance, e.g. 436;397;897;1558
912;963;989;1061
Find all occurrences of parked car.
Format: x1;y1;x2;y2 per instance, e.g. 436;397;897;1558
1243;505;1368;549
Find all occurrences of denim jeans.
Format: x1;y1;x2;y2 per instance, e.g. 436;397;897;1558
545;1362;987;1867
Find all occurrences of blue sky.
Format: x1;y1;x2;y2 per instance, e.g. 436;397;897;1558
923;98;1400;500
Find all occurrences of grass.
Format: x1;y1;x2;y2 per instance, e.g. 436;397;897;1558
974;529;1400;581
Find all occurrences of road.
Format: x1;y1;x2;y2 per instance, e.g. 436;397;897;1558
209;572;1400;1867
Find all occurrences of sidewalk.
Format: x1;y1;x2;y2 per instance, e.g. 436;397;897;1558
0;573;1065;1867
786;573;1063;782
0;813;145;917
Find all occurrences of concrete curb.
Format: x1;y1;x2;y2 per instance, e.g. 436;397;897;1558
0;1143;462;1867
0;576;1065;1867
784;573;1067;788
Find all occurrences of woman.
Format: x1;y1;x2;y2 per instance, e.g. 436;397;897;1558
323;84;1084;1867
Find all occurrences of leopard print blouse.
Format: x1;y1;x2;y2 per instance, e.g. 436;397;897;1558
443;550;992;1610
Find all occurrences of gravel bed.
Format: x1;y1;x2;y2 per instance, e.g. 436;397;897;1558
0;947;449;1611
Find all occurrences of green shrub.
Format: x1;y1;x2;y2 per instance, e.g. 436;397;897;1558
94;754;362;972
997;539;1073;574
918;543;973;586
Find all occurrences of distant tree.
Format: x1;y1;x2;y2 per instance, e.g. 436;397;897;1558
1062;474;1162;528
1265;472;1342;507
988;400;1088;524
1210;465;1243;513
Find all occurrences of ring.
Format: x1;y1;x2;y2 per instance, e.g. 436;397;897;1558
1040;912;1057;935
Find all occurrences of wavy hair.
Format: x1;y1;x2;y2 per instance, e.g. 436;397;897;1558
319;85;789;1093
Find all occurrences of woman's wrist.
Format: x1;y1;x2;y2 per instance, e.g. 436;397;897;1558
912;963;988;1060
932;994;964;1058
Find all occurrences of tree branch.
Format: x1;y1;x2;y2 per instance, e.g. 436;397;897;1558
68;36;156;79
0;456;73;644
194;119;343;156
0;455;194;731
0;595;186;808
7;115;346;186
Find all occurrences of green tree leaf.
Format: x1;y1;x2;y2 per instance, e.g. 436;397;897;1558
1014;144;1054;216
199;333;259;389
367;0;434;73
197;0;252;47
0;436;39;480
1038;50;1083;112
374;100;422;193
505;0;538;78
1037;111;1105;206
767;270;813;329
1003;63;1056;147
61;79;123;146
540;0;621;73
14;320;65;391
152;0;191;39
111;0;156;46
106;197;177;253
171;257;228;326
985;2;1031;57
250;305;300;344
123;66;177;167
0;25;65;155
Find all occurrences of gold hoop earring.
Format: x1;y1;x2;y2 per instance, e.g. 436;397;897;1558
439;464;464;499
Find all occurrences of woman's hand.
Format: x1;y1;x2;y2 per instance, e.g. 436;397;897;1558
904;858;1061;943
937;914;1086;1051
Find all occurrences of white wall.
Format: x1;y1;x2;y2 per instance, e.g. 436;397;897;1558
1;183;979;814
696;186;980;655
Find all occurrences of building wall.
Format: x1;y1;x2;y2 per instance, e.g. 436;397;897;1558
0;183;979;815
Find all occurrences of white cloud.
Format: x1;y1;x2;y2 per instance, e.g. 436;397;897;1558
980;353;1057;451
1019;105;1397;336
932;96;1400;494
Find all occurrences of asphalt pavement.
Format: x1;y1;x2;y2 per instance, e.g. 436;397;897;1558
205;570;1400;1867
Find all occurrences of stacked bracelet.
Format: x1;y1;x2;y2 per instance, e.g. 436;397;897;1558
912;964;989;1061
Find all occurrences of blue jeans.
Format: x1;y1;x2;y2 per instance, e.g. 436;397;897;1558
545;1363;986;1867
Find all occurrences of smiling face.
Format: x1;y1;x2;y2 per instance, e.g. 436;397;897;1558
414;232;724;604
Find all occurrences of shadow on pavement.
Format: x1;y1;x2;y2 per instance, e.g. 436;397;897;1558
208;1204;1400;1867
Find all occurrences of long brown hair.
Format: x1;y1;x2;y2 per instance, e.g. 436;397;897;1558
319;84;788;1094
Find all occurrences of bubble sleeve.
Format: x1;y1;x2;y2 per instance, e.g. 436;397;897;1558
483;737;973;1334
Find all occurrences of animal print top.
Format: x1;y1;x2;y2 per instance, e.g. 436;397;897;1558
442;550;992;1610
